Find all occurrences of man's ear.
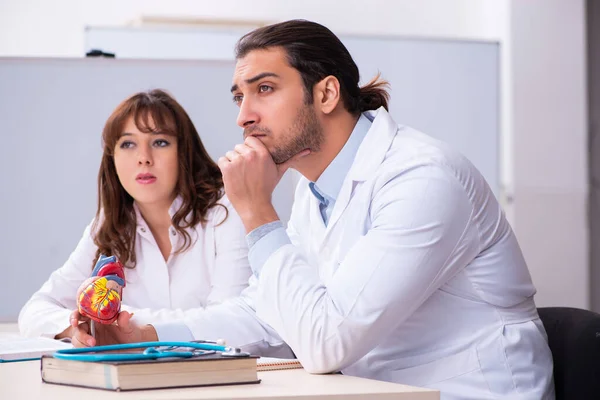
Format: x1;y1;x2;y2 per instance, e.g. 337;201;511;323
313;76;341;115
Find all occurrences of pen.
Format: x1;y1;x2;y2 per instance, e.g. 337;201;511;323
90;320;96;339
193;339;226;345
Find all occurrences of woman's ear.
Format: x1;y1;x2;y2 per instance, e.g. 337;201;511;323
313;76;341;115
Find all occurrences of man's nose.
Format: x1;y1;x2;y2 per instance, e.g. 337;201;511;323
236;99;259;128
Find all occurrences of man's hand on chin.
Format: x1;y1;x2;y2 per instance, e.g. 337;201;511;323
218;136;309;233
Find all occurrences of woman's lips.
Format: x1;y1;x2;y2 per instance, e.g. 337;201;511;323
136;173;156;184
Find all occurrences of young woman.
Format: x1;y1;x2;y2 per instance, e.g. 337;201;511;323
18;89;251;340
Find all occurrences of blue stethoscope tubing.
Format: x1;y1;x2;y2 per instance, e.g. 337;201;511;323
53;341;247;362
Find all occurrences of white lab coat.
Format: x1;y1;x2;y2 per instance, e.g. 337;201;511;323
160;108;555;399
18;194;252;339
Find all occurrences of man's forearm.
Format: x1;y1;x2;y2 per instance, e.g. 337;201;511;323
141;324;159;342
238;204;280;234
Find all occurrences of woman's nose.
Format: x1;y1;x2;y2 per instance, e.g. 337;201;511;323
137;148;153;165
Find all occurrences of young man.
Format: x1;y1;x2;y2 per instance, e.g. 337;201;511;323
73;20;555;399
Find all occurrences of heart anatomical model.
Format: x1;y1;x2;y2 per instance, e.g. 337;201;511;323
77;255;126;324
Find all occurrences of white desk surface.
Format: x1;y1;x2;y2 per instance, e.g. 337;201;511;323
0;324;439;399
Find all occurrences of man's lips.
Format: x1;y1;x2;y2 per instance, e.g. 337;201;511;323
245;133;266;139
244;126;269;139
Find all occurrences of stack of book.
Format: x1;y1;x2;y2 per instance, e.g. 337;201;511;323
41;352;261;391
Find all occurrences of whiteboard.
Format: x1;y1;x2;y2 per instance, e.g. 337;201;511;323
85;26;249;61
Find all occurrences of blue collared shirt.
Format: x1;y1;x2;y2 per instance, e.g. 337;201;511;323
246;114;372;276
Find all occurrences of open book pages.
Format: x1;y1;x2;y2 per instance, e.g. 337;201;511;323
0;335;72;362
257;357;302;371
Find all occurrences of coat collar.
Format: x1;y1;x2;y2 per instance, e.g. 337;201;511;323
347;107;399;182
134;195;184;229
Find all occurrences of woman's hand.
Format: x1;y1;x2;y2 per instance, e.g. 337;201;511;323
68;309;157;347
54;324;75;340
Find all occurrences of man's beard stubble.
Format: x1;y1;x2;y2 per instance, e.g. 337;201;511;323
244;104;324;165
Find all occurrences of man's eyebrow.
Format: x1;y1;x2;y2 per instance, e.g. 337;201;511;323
230;72;280;93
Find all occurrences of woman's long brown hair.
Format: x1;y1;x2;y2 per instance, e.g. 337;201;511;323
91;89;225;269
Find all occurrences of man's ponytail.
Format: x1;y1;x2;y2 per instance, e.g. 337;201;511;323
357;73;390;112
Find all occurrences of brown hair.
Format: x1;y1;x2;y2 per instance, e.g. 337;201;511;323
92;89;225;269
235;19;390;114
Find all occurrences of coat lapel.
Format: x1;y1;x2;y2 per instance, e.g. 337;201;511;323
321;107;400;245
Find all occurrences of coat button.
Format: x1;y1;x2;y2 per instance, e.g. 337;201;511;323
140;227;146;233
171;229;177;236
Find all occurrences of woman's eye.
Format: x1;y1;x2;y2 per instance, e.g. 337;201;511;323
153;139;170;147
119;141;134;149
258;85;272;93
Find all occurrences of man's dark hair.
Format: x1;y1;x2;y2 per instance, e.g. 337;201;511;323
235;19;390;114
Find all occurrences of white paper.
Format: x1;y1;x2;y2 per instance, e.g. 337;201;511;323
0;335;72;362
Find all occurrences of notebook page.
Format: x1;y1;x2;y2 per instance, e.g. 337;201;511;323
0;335;72;362
257;357;302;371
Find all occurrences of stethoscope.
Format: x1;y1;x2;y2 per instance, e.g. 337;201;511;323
53;341;250;362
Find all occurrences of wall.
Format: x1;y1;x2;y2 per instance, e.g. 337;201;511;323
0;0;507;58
509;0;588;308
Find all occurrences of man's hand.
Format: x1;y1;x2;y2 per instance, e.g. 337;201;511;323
218;136;309;232
69;309;157;348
